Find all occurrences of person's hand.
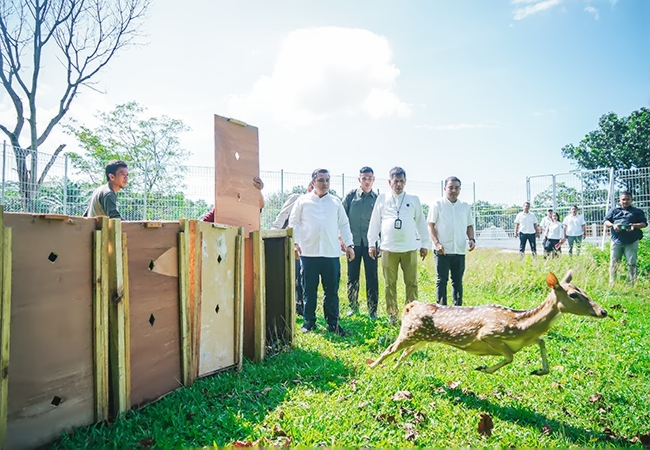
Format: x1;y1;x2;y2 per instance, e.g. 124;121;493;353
253;177;264;190
294;244;301;259
368;246;377;260
514;232;519;238
420;248;428;260
468;240;476;251
434;242;445;255
613;224;620;232
346;246;355;262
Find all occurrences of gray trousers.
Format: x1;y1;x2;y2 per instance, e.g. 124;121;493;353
609;240;639;283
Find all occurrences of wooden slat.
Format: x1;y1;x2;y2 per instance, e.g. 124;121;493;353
92;226;109;421
0;212;10;447
234;228;244;370
178;230;192;386
251;230;265;363
108;219;129;414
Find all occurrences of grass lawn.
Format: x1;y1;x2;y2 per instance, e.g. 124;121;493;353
51;246;650;449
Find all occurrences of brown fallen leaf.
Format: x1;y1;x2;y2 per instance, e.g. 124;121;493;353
375;413;397;424
272;424;287;437
404;423;418;441
478;413;493;437
541;424;553;436
392;390;413;401
278;410;285;420
365;358;375;365
589;393;603;403
448;380;461;389
232;441;255;448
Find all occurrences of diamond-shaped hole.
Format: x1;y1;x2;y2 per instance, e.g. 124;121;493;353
149;314;155;326
48;252;58;263
215;305;220;314
237;193;242;201
51;396;62;406
148;260;154;271
235;151;240;160
217;255;222;264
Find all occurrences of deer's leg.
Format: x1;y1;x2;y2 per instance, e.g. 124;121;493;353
530;338;549;376
394;342;426;368
370;336;419;369
475;341;514;374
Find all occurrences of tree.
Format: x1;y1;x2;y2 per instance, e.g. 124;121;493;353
0;0;151;209
562;108;650;170
67;102;191;194
532;182;580;209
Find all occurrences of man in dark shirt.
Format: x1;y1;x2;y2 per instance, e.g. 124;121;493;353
342;166;379;319
84;160;128;219
604;191;647;284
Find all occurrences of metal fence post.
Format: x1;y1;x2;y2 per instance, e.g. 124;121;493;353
143;159;148;220
472;181;477;232
280;169;284;202
341;173;345;197
63;154;69;214
1;141;6;206
551;175;557;212
526;176;531;202
601;167;615;249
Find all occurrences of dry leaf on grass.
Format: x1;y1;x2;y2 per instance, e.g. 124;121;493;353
478;414;493;437
392;390;413;401
589;392;603;403
448;380;461;389
541;424;553;436
404;423;418;441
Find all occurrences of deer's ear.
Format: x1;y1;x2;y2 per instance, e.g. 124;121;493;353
561;270;573;284
546;272;559;289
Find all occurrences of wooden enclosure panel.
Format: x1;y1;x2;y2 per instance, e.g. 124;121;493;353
243;236;255;360
214;114;260;233
196;222;239;376
122;222;182;408
3;214;96;450
264;237;292;345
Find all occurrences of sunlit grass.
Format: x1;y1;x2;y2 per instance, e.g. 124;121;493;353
51;247;650;449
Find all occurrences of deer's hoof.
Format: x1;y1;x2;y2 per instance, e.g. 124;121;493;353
475;366;487;373
530;368;549;376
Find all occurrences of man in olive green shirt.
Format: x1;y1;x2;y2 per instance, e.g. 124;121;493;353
342;166;379;318
84;160;129;219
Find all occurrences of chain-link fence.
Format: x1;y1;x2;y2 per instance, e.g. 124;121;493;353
2;142;649;242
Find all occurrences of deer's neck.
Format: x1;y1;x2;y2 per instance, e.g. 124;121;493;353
514;295;561;334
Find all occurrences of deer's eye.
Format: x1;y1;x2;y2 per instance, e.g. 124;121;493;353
569;292;578;299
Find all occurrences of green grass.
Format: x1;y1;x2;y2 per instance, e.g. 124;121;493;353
51;247;650;449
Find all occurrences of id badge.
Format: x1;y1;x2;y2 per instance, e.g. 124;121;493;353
394;218;402;229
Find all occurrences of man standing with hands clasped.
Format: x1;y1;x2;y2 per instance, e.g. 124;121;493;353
342;166;379;319
428;176;475;306
289;169;355;336
367;167;431;324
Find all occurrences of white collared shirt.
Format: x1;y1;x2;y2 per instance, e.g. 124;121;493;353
427;196;474;255
271;193;301;229
515;211;538;234
563;213;586;236
367;191;431;252
289;191;353;257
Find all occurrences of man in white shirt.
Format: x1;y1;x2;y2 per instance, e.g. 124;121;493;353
271;183;313;315
367;167;431;324
539;209;553;235
514;201;539;258
289;169;355;336
428;176;475;306
563;205;587;256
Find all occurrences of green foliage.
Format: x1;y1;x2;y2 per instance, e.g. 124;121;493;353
562;107;650;170
533;182;580;209
66;102;191;193
48;249;650;448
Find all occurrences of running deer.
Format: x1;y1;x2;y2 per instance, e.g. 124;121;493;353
369;271;607;375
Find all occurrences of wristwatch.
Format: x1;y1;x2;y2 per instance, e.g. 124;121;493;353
347;244;355;249
469;238;476;243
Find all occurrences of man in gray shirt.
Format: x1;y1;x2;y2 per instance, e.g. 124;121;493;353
84;160;129;219
342;166;379;319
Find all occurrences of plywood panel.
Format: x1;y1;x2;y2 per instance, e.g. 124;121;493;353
213;114;260;233
122;222;182;408
3;213;96;450
264;237;292;345
196;222;239;376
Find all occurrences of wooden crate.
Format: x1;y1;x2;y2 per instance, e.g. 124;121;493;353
1;213;108;449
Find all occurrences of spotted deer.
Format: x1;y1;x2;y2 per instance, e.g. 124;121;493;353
370;271;607;375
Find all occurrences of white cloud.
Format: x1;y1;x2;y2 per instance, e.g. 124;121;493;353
512;0;562;20
584;5;599;19
415;122;498;131
227;27;411;127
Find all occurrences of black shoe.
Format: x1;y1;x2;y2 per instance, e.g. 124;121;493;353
346;308;358;317
301;323;315;333
328;325;348;337
369;312;378;320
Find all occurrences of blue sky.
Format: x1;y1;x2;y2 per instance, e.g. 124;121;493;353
2;0;648;188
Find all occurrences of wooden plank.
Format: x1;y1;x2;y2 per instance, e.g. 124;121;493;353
251;230;265;363
234;229;244;371
0;211;10;448
92;226;109;422
108;219;129;415
213;114;260;233
178;230;192;386
121;222;182;408
285;233;296;345
195;222;240;376
243;236;255;360
4;213;96;449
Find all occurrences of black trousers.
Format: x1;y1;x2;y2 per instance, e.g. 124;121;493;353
347;244;379;314
301;256;341;329
295;259;304;314
435;253;466;306
519;233;537;254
